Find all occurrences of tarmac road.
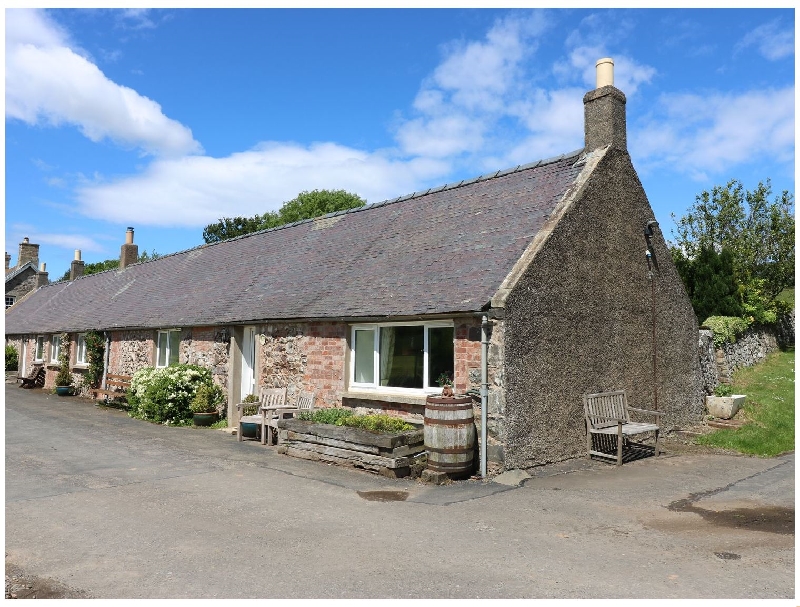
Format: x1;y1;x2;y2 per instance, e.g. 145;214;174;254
4;382;795;599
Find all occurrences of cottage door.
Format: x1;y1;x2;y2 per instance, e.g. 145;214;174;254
240;326;256;399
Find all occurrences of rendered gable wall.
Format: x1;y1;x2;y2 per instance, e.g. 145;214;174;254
501;147;704;468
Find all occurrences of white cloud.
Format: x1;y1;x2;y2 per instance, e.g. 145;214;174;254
736;19;794;61
5;8;201;157
394;12;550;161
395;115;486;158
75;142;451;227
117;9;157;30
5;7;70;49
630;87;795;179
31;233;106;253
554;48;656;96
8;225;105;255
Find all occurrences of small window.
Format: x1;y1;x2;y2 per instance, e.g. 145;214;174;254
50;335;60;363
350;322;454;393
5;296;15;309
76;334;87;365
156;330;181;368
34;336;44;361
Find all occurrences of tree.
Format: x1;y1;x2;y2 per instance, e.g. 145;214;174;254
675;246;743;322
58;249;161;282
672;179;794;301
202;189;366;244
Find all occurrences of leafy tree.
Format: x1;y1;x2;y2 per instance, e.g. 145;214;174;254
202;189;366;244
672;179;794;301
201;214;276;244
58;250;160;282
675;246;743;322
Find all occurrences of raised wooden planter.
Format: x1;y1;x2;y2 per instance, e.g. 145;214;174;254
277;418;425;478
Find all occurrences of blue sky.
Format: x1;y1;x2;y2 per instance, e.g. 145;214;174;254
5;7;795;279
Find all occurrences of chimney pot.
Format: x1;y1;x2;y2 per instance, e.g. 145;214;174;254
17;238;40;269
583;57;627;152
70;251;85;280
596;57;614;88
36;263;49;288
120;227;138;269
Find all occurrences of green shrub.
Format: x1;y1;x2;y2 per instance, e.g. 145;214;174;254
54;333;73;387
339;414;415;433
191;383;225;413
5;344;18;372
84;331;105;389
128;364;214;425
703;316;751;348
240;393;260;416
299;407;355;425
713;383;734;397
298;408;414;433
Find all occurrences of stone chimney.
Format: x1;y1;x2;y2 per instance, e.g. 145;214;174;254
17;237;40;269
70;249;85;281
120;227;138;270
583;57;627;152
36;262;49;288
5;253;10;273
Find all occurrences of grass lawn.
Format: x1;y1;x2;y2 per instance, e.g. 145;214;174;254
697;348;794;456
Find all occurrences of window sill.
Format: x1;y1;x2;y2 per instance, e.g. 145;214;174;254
72;364;88;370
340;390;432;406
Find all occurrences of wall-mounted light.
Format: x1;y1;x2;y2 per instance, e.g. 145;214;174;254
644;220;659;238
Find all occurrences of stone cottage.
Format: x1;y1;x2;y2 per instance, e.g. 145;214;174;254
5;237;50;309
5;59;704;469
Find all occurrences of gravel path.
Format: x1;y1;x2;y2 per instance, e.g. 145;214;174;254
6;561;90;599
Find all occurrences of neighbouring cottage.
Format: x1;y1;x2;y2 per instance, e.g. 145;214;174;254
5;59;705;469
5;237;50;310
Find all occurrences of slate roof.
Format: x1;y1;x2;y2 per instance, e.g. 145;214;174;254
5;150;585;334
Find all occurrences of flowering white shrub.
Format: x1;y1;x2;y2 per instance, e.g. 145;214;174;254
127;364;215;425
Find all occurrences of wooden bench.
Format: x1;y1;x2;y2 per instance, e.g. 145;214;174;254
18;365;45;389
92;374;132;403
583;390;661;466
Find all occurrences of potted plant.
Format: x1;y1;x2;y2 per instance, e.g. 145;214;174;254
191;383;224;426
705;383;746;420
436;372;454;397
54;333;74;396
238;393;260;438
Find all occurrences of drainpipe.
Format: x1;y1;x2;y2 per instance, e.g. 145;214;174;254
480;315;490;478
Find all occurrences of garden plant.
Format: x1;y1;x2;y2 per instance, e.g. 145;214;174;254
127;364;218;425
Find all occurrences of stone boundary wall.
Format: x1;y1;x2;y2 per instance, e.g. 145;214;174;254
698;312;794;394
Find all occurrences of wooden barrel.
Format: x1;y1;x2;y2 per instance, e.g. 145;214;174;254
424;395;476;478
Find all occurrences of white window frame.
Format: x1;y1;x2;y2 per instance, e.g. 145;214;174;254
156;329;181;368
5;296;15;309
349;321;454;395
76;334;87;366
50;334;60;364
34;336;45;362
